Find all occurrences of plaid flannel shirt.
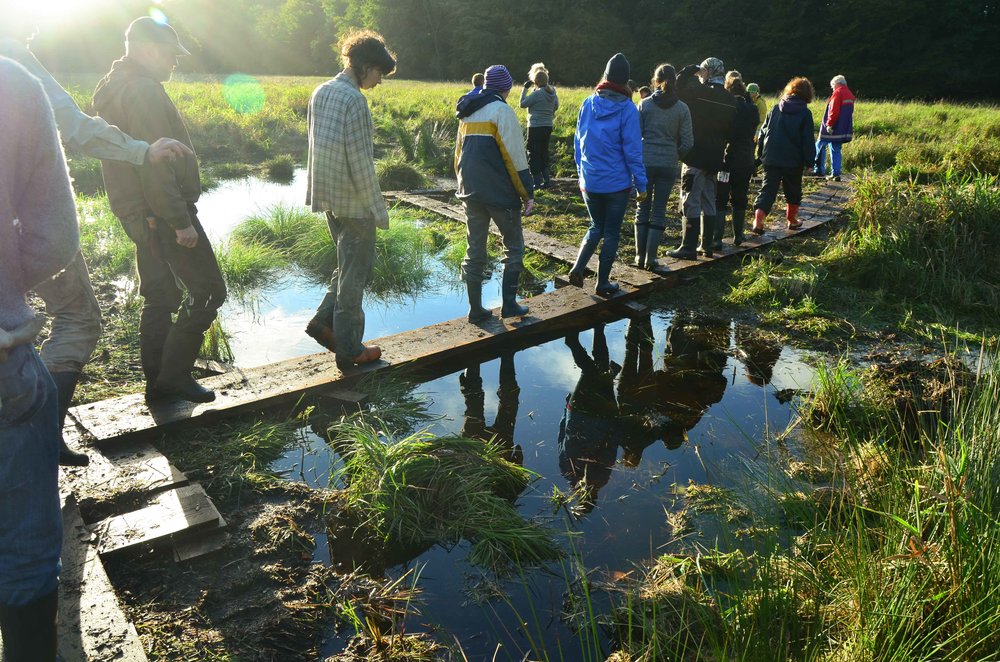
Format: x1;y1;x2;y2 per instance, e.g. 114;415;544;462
306;73;389;227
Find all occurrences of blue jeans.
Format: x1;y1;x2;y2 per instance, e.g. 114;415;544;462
635;166;678;231
814;139;842;176
581;189;631;268
0;345;61;607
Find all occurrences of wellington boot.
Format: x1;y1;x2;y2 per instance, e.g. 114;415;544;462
698;215;716;257
568;237;598;287
786;204;802;229
153;330;216;403
0;588;58;662
645;228;665;270
668;217;700;260
595;255;619;296
732;209;747;246
50;370;89;466
712;213;726;250
751;208;768;235
466;281;492;322
500;268;529;318
633;224;649;269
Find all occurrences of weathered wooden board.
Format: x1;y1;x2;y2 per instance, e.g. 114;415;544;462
61;432;189;502
71;180;850;446
93;483;224;556
57;496;148;662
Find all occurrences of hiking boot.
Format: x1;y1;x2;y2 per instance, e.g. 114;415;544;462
305;320;335;352
336;345;382;371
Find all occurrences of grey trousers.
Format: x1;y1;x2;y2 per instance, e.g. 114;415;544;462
460;200;525;284
311;213;376;361
33;249;103;374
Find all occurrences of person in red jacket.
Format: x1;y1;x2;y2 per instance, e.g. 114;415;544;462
813;75;855;181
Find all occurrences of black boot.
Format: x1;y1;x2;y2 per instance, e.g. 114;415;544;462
595;255;619;296
0;588;58;662
50;371;89;467
633;223;649;268
466;280;492;322
568;237;598;287
732;208;746;246
645;227;666;271
712;213;726;250
500;268;529;318
152;329;216;403
698;214;716;257
668;217;700;260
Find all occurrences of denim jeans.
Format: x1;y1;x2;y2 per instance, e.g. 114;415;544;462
581;189;631;267
814;139;842;175
635;166;678;231
460;200;525;283
0;345;61;607
312;214;377;361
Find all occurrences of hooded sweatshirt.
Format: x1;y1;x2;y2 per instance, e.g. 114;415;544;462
520;85;560;127
758;96;816;169
638;90;694;168
455;89;533;209
574;89;647;194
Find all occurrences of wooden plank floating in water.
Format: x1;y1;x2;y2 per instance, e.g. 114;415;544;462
58;496;148;662
93;483;225;556
72;180;850;446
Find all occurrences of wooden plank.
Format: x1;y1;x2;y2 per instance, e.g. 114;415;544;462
62;437;189;504
58;495;148;662
194;358;235;376
93;484;223;556
172;528;231;563
316;388;370;409
70;181;850;446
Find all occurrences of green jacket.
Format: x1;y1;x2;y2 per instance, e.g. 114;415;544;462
92;57;200;230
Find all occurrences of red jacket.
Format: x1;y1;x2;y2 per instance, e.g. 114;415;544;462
819;84;855;143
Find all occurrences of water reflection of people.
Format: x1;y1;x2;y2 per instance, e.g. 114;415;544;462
459;352;523;465
734;324;782;386
617;314;671;464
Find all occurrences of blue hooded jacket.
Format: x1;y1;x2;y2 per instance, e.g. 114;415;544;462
574;90;646;194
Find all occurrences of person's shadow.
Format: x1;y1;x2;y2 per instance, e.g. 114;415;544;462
459;352;523;467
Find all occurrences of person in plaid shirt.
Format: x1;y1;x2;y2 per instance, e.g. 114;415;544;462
305;30;396;370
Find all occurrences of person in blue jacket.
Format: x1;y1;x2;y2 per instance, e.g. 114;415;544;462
567;53;647;296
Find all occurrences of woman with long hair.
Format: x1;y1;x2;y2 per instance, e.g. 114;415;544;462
519;62;559;188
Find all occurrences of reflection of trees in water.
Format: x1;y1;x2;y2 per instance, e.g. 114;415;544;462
734;324;782;386
459;353;524;465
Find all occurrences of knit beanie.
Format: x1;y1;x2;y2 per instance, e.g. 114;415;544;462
603;53;630;86
699;57;725;80
483;65;513;92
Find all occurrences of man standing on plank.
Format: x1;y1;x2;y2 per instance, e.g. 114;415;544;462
93;17;226;403
304;30;396;369
1;12;191;465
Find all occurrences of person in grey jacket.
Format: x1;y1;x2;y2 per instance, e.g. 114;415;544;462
1;19;190;466
519;62;559;189
634;64;693;270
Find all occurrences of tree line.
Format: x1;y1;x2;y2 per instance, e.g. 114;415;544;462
28;0;1000;99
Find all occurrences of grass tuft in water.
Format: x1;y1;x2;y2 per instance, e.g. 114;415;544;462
330;420;562;571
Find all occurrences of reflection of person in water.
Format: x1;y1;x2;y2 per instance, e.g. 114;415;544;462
617;314;675;464
459;352;524;465
734;324;782;386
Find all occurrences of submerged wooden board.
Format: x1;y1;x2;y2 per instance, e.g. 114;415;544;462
93;483;224;556
58;496;148;662
72;180;850;446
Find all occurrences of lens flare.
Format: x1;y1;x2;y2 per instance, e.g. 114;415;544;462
149;7;168;25
223;74;266;115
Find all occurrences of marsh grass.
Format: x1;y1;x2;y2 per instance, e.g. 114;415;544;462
77;195;135;281
330;420;561;571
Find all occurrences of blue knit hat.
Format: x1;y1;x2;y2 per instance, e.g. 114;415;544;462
484;65;513;92
603;53;630;86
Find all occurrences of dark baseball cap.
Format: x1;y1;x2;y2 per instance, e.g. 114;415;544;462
126;16;190;56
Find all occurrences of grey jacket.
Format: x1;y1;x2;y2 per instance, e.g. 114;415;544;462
519;86;559;128
638;95;694;169
0;57;79;330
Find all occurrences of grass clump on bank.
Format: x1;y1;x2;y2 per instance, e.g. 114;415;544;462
331;420;561;571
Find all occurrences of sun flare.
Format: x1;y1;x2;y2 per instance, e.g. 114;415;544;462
4;0;128;29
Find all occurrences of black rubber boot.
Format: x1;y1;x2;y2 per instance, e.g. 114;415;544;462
0;588;58;662
568;237;598;287
698;214;716;257
500;269;529;318
633;223;649;269
732;208;746;246
645;227;666;271
152;330;216;403
595;255;619;296
668;217;700;260
49;371;89;467
466;280;492;322
712;213;726;250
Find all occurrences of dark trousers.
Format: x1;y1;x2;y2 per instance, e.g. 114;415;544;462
754;166;804;214
122;207;227;379
526;126;553;182
715;167;754;217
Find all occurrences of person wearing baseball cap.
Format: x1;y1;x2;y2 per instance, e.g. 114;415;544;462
455;64;535;321
746;82;769;139
126;16;191;56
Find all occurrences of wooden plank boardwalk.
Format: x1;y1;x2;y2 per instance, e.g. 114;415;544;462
69;178;850;448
